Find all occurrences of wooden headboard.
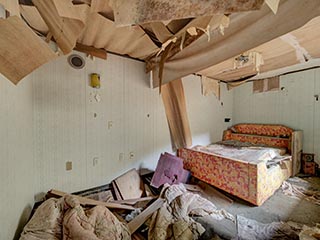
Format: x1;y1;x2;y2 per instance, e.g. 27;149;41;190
223;123;303;175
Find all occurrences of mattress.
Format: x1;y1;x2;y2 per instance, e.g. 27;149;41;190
192;140;288;165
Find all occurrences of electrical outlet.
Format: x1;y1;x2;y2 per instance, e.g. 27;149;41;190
129;152;135;159
108;121;113;129
66;161;72;171
93;157;99;166
119;153;124;161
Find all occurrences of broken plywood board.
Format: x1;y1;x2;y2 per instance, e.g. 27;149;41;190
128;198;165;234
0;0;20;17
114;169;145;200
33;0;85;54
151;152;189;188
78;12;159;60
48;189;135;210
109;0;264;26
152;0;320;87
112;180;122;200
0;16;56;84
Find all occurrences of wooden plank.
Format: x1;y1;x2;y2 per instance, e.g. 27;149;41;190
110;196;156;205
74;43;107;60
48;189;135;210
114;169;144;200
128;198;165;234
112;181;123;200
161;79;192;150
0;16;56;84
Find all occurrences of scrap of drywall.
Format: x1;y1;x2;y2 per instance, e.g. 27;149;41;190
0;16;57;84
201;76;220;99
253;76;279;93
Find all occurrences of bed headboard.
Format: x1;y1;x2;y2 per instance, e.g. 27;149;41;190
223;124;294;150
223;123;303;176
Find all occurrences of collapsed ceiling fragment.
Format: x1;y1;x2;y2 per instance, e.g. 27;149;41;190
0;0;319;87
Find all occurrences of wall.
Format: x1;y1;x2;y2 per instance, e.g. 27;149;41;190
0;53;233;239
0;76;34;239
233;68;320;164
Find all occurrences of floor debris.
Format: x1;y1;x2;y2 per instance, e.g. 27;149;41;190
19;195;131;240
148;184;234;240
281;178;320;206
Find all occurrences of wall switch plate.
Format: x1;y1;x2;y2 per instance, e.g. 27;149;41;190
108;121;113;129
129;152;135;159
93;157;99;166
66;161;72;171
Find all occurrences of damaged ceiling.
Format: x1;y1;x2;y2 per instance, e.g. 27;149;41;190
0;0;319;87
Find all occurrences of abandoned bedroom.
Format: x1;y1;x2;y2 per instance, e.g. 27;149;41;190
1;0;320;239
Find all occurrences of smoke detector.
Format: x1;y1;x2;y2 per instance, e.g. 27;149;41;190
68;54;85;69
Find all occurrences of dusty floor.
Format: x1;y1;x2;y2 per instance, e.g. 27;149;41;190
194;177;320;239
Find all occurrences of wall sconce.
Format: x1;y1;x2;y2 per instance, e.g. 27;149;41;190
90;73;101;89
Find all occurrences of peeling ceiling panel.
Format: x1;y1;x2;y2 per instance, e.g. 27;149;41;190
20;5;49;34
199;16;320;82
78;13;159;59
0;0;20;17
109;0;264;26
90;0;114;20
33;0;85;54
151;0;320;87
0;16;57;84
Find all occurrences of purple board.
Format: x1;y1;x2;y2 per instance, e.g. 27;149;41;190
151;152;190;188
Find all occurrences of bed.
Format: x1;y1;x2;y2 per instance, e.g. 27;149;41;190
178;124;302;206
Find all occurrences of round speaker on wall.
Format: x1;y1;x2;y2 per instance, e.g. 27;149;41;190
68;54;85;69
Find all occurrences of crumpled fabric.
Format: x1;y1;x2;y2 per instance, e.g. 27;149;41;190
20;195;130;240
235;216;299;240
148;184;234;240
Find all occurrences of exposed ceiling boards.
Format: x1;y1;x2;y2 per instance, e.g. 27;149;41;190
0;0;319;86
151;0;320;87
78;12;159;60
33;0;85;55
109;0;265;26
0;16;57;84
0;0;20;17
198;16;320;82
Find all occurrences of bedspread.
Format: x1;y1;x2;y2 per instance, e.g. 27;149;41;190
20;195;130;240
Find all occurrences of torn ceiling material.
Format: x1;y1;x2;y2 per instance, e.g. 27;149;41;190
199;16;320;83
0;0;20;17
151;0;320;87
0;16;56;85
32;0;85;55
78;12;159;60
109;0;265;26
